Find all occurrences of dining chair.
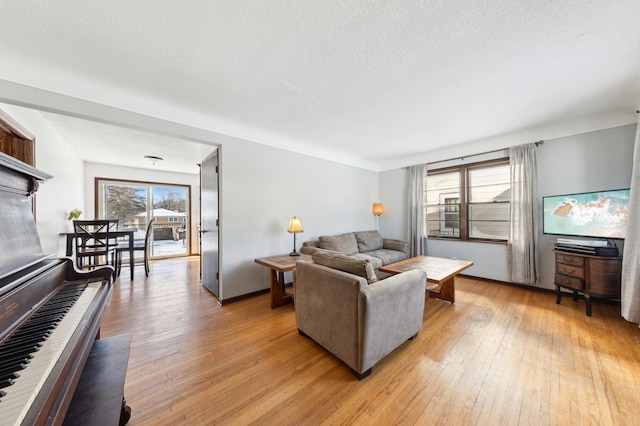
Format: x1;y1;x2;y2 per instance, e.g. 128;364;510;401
107;218;120;246
73;219;118;273
107;219;119;233
116;217;156;277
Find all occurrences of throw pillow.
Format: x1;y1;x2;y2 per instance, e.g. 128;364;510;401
319;233;359;255
312;251;378;284
354;230;383;252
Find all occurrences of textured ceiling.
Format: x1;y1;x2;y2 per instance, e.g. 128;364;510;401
38;111;216;175
0;1;639;171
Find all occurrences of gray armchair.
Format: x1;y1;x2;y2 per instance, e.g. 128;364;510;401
295;251;427;379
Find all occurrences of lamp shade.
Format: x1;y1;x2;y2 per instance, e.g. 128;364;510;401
372;203;385;216
287;216;303;233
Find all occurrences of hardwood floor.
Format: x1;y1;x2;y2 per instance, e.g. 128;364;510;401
104;257;640;425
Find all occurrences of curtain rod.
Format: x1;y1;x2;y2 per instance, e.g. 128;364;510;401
422;140;544;167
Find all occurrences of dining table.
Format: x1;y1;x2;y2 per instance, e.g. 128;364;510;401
62;228;137;281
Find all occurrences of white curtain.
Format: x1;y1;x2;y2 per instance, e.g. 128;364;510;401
621;119;640;324
407;164;428;257
508;144;539;284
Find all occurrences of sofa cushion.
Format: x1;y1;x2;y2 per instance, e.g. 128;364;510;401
312;250;378;284
365;249;408;266
354;230;383;252
319;232;359;255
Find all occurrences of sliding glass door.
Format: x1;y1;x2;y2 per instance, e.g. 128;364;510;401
96;179;191;259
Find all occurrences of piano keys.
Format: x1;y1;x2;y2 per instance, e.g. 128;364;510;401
0;280;102;424
1;282;89;396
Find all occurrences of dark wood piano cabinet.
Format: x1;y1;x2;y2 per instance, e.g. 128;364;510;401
554;250;622;316
0;151;131;425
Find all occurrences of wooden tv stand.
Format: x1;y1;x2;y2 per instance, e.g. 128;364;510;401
554;250;621;316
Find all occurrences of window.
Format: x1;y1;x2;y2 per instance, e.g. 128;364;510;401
441;193;460;233
426;159;510;241
96;178;191;258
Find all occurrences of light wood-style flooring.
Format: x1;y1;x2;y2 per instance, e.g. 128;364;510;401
103;257;640;425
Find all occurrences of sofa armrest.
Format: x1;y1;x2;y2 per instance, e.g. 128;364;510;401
300;246;342;256
300;240;323;255
299;245;321;255
383;238;407;253
358;269;426;372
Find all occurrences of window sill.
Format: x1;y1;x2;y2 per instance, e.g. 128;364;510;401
428;237;508;245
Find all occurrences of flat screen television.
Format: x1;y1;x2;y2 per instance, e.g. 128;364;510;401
542;188;630;239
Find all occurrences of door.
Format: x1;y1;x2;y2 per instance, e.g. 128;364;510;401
200;151;219;297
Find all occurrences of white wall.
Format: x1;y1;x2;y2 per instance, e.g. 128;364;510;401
0;103;85;256
378;168;406;241
220;138;378;300
83;162;201;255
380;124;635;290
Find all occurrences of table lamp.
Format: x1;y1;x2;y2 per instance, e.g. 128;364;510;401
287;216;303;256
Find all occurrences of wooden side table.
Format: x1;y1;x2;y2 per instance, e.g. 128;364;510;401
255;254;312;308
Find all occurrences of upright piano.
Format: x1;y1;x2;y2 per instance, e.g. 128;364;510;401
0;152;130;425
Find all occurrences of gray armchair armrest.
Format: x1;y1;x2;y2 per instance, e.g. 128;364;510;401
383;238;407;253
358;269;426;372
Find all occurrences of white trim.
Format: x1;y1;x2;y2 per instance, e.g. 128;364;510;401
0;107;35;140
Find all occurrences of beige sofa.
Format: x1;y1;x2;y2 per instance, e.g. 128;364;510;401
295;250;427;379
300;230;408;270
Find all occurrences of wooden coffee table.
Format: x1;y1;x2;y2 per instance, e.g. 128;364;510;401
379;256;473;304
255;254;312;308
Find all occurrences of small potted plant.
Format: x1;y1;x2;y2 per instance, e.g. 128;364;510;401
67;208;82;221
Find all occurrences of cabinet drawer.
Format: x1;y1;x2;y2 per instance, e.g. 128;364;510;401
556;263;584;278
556;253;584;267
555;273;584;290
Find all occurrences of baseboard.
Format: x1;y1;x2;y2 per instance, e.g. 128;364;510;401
219;288;270;306
459;274;556;294
459;274;620;306
219;282;294;306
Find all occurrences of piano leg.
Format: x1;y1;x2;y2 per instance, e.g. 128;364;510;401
120;397;131;425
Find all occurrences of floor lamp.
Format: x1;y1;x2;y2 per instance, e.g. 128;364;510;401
372;203;384;230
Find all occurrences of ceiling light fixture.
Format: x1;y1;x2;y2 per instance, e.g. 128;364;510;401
144;155;164;165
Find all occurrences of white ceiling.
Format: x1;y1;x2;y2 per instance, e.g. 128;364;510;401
38;112;216;175
0;1;639;171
